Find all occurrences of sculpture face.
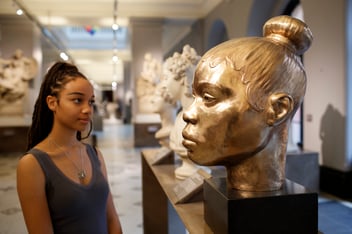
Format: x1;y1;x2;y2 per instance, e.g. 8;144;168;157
182;61;273;166
164;73;182;102
149;88;166;113
181;15;312;191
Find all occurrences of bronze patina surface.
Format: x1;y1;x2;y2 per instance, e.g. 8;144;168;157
182;15;313;191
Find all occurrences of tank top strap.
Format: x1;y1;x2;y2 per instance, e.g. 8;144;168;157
84;143;101;169
26;148;53;182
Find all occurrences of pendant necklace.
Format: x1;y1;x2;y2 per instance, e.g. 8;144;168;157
49;138;86;181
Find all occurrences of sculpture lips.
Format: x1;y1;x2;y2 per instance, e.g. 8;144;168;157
182;131;197;150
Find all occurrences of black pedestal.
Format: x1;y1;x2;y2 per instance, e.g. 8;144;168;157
204;177;318;234
320;165;352;199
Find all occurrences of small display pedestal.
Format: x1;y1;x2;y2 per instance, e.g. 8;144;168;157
134;114;161;147
204;177;318;234
0;116;31;153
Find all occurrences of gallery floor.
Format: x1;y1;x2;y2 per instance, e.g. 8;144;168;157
0;118;352;234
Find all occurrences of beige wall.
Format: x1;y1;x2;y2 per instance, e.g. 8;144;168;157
204;0;252;41
0;16;34;59
302;0;349;170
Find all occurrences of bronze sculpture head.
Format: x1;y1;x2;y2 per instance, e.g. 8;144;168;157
182;15;313;191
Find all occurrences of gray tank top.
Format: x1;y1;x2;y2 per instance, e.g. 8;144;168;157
28;144;109;234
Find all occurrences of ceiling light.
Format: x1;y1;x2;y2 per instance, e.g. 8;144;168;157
112;23;119;31
100;17;128;27
60;52;69;61
16;9;23;15
112;81;117;88
111;0;119;81
112;55;119;63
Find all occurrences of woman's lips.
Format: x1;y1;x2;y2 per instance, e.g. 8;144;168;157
79;118;90;124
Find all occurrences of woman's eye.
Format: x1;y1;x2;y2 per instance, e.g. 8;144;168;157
89;99;95;106
73;98;82;104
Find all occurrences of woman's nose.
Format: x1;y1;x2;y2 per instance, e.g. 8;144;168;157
82;104;92;114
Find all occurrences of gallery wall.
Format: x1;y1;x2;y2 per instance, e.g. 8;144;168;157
301;0;349;171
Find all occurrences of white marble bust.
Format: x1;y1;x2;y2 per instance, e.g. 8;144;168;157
163;45;200;180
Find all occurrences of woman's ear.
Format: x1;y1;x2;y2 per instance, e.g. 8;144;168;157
267;93;293;126
46;95;58;112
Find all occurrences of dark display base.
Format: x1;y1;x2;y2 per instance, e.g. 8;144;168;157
0;126;29;153
320;166;352;199
204;177;318;234
134;122;161;147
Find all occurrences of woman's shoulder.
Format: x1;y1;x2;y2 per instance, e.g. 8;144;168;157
20;147;44;161
18;144;49;169
17;151;47;198
17;151;43;176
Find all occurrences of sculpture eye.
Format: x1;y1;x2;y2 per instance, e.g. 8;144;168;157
202;93;216;103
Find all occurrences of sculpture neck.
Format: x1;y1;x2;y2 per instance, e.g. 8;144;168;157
226;129;288;191
159;106;175;129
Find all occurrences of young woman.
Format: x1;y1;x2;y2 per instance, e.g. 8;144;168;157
17;62;123;234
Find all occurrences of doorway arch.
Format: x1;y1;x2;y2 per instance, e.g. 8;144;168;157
206;19;228;51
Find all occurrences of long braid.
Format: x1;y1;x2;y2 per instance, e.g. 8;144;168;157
27;87;54;150
26;62;90;150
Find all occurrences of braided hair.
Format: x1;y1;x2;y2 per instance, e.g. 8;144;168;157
27;62;92;150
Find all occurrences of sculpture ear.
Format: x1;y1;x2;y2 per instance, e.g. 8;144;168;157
46;95;58;112
267;93;293;126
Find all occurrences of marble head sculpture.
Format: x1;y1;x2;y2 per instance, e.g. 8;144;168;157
182;15;313;191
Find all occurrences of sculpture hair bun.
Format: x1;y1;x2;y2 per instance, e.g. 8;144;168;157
263;15;313;56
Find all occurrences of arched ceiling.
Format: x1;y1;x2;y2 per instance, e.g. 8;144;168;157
0;0;222;84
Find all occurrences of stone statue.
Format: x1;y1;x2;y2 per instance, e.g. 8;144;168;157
182;15;313;191
149;81;176;148
136;53;161;113
141;53;161;84
0;49;38;115
163;45;200;180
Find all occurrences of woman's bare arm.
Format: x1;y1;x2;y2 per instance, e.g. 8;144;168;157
17;154;54;234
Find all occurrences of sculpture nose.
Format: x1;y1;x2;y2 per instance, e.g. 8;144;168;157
183;102;197;125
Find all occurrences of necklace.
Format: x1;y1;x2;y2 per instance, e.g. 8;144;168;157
49;138;86;181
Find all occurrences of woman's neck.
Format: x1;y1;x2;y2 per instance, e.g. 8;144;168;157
47;131;78;147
